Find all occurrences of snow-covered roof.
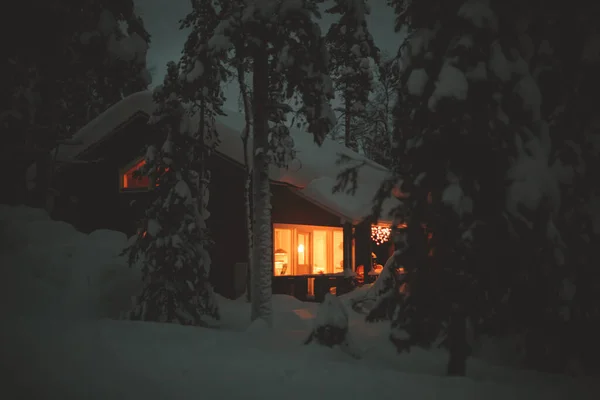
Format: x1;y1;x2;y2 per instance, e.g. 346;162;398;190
27;91;400;224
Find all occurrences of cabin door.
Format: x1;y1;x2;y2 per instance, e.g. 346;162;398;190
296;230;311;275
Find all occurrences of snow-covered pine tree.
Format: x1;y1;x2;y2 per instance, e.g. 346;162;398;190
325;0;380;153
124;62;219;326
208;0;335;326
368;0;580;376
564;14;600;373
2;1;150;206
513;1;600;373
373;0;600;376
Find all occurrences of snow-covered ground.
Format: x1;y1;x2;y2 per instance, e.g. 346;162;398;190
1;205;597;399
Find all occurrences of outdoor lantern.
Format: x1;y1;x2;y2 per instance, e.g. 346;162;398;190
274;248;289;275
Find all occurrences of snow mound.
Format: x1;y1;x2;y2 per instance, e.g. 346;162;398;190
246;318;270;335
306;293;358;357
272;294;306;311
0;205;141;319
314;293;349;331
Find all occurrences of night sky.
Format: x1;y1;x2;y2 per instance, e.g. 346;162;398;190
134;0;405;110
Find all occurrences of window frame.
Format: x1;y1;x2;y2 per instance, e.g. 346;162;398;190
119;157;152;193
272;223;353;277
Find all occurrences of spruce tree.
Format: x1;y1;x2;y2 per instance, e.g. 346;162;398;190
369;0;572;376
370;0;600;376
519;1;600;373
124;63;219;326
325;0;380;153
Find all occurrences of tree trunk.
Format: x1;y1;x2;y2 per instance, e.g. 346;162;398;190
446;305;468;376
344;96;357;152
244;174;253;302
237;60;254;303
250;44;273;326
198;100;206;208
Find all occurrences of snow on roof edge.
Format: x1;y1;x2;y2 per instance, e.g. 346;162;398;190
27;91;400;225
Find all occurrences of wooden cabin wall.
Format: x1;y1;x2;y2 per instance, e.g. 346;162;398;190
355;220;372;276
206;154;248;298
271;184;342;227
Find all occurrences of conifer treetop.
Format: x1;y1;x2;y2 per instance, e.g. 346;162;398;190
207;0;336;144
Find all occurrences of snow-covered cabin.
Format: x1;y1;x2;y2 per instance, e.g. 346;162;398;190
26;91;400;301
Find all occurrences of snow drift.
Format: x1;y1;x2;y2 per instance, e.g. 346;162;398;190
0;204;141;319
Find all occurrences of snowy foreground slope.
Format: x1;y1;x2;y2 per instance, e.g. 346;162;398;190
0;205;597;399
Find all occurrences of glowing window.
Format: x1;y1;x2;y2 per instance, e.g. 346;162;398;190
312;230;327;274
274;229;293;276
272;224;352;277
120;158;150;191
332;230;344;274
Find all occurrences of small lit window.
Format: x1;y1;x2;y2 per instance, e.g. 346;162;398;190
120;158;150;191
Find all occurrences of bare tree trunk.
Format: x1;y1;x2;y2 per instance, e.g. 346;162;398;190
244;174;252;301
343;95;356;279
197;99;206;221
237;61;254;303
344;96;357;152
250;44;273;325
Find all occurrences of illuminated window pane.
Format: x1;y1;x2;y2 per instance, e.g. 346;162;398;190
312;230;327;274
297;233;307;266
333;230;344;274
272;224;356;278
273;229;292;276
121;159;150;190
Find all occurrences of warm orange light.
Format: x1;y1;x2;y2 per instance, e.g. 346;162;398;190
371;225;392;245
272;224;349;277
356;265;365;284
121;159;150;190
392;185;410;199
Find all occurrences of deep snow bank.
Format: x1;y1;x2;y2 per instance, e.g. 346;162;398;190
0;205;141;319
2;318;596;400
